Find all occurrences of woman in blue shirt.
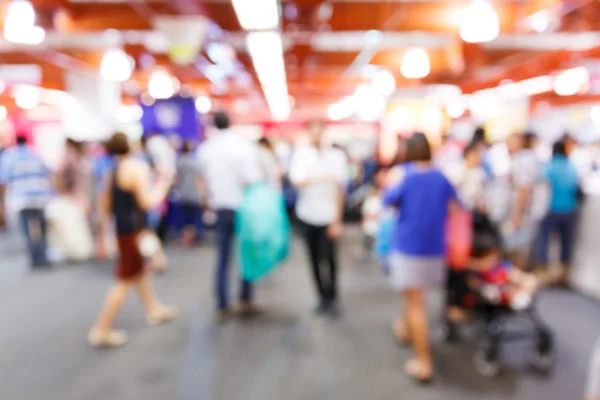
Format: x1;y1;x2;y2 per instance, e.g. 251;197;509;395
537;141;580;284
383;133;458;383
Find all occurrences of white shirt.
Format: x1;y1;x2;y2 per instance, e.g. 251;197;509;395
509;149;545;227
197;130;261;210
362;194;382;236
258;147;282;192
146;135;177;175
289;145;348;226
445;162;487;211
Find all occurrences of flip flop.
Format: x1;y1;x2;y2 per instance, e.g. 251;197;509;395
404;358;434;385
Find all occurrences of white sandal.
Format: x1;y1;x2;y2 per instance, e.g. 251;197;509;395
147;306;178;326
87;329;129;348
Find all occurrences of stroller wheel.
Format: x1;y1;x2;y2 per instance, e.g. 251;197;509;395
474;350;500;378
437;321;459;343
529;329;554;373
529;343;554;374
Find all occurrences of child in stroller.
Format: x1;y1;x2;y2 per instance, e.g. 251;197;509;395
444;215;554;377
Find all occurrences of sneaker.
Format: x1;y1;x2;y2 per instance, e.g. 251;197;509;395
215;307;235;323
326;301;341;318
313;301;330;315
237;302;264;318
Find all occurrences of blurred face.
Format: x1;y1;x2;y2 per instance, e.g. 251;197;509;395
472;250;500;272
374;170;386;188
465;148;482;167
507;134;523;155
308;122;324;145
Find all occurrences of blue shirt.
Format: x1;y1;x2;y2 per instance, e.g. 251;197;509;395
0;145;53;210
544;156;579;213
383;164;457;257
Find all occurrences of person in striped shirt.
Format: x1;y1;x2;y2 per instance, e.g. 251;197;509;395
0;135;54;267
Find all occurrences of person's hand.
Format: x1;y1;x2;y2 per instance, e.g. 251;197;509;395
511;213;522;231
97;237;107;260
328;221;343;239
158;169;175;187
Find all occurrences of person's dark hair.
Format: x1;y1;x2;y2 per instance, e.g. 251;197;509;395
15;135;27;145
213;111;230;130
552;141;567;157
181;141;193;154
471;233;502;259
404;132;432;163
258;137;274;152
105;132;130;155
472;127;486;144
523;131;537;150
66;138;85;154
394;136;406;165
463;141;480;159
307;120;324;132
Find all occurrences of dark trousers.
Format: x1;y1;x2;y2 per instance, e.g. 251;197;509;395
176;202;204;241
302;222;338;304
538;212;575;264
19;208;49;267
215;209;252;310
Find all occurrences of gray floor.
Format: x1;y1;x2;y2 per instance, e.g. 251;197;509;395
0;230;598;400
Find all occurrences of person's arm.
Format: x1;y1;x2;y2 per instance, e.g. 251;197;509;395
327;152;349;239
130;160;173;210
512;156;538;229
445;176;462;217
382;182;405;209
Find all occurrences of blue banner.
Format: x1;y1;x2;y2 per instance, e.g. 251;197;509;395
141;96;203;142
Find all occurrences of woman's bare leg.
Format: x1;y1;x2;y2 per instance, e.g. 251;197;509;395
136;272;177;324
136;272;162;312
150;244;168;273
91;281;131;332
88;281;131;347
403;288;433;379
393;313;411;345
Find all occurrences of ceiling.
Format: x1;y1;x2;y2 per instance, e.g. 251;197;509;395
1;0;600;121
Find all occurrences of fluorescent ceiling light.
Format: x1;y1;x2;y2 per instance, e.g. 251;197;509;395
232;0;279;31
553;67;588;96
518;76;553;96
247;31;290;121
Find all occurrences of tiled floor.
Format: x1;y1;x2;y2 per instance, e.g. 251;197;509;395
0;230;597;400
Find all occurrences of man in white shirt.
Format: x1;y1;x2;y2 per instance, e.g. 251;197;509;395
197;112;262;317
289;121;348;316
504;132;543;268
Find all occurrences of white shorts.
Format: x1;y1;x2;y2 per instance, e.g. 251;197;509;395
389;253;445;291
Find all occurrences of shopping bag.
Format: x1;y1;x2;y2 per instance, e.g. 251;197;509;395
236;182;291;282
374;211;395;274
45;196;95;262
446;209;473;270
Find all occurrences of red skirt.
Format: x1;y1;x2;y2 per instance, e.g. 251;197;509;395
116;232;145;280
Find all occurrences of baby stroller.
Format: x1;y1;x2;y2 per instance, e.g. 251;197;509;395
443;211;555;378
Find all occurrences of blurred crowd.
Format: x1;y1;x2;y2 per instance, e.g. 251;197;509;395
1;114;600;398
